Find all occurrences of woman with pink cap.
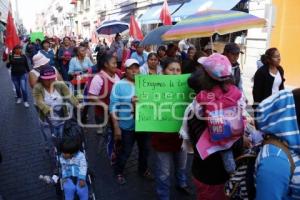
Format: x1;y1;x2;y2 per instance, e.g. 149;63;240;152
32;65;79;151
179;53;247;200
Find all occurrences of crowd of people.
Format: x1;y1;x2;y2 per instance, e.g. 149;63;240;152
2;31;300;200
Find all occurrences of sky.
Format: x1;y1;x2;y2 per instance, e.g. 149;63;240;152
11;0;52;31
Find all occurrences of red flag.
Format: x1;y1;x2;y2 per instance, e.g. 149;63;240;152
5;11;20;51
160;0;172;25
129;15;144;41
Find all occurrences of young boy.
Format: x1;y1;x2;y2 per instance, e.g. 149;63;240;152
60;138;88;200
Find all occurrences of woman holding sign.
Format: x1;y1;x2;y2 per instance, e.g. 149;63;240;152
151;58;192;200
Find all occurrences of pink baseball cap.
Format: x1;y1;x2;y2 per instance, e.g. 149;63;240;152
197;53;232;82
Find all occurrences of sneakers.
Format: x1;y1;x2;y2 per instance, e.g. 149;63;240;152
116;174;126;185
16;98;22;104
24;102;30;108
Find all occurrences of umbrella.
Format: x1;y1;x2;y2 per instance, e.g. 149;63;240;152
140;25;172;46
162;10;267;41
96;20;129;35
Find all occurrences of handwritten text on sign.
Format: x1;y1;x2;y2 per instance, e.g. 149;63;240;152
135;74;194;133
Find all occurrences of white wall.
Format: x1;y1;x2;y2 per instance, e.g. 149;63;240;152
0;0;9;23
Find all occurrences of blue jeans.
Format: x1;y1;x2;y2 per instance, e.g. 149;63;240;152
114;129;150;175
11;74;28;102
63;178;88;200
155;150;188;200
40;122;64;149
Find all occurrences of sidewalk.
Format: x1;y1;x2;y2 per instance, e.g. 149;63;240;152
0;62;56;200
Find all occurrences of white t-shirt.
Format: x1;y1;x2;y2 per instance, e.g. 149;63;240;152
88;71;121;95
270;71;282;95
44;89;64;125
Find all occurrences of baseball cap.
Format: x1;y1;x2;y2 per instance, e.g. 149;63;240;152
125;59;139;68
197;53;232;82
223;43;244;54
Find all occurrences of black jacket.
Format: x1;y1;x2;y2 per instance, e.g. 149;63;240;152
8;54;30;76
187;110;243;185
252;65;285;106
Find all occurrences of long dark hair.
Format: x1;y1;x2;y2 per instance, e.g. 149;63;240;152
161;57;181;72
97;53;116;72
200;70;234;93
260;47;279;66
147;52;158;61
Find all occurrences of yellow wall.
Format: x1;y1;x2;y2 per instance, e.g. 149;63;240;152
270;0;300;87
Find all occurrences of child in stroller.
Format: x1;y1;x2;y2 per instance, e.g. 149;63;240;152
60;138;88;200
39;116;96;200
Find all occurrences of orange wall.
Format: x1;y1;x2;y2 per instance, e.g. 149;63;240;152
270;0;300;87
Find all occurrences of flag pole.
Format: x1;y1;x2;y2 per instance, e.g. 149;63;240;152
210;36;214;52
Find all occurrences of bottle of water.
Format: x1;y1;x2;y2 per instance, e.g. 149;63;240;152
221;150;236;174
39;175;59;184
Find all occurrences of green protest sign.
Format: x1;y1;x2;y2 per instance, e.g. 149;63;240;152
135;74;194;133
30;32;45;42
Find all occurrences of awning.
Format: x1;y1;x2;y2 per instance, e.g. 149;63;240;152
172;0;241;21
105;12;130;22
139;3;183;25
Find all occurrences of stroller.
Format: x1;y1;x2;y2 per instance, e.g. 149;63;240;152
37;107;96;200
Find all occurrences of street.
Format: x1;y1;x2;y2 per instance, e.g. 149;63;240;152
0;62;194;200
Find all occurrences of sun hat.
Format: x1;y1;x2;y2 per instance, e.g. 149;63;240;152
124;59;139;68
40;65;56;80
32;52;50;68
197;53;232;82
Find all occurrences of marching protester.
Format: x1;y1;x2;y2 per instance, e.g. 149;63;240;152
68;45;93;80
130;42;148;66
255;88;300;200
39;40;55;67
32;65;79;152
253;47;285;106
180;53;246;200
29;52;63;88
157;46;167;63
58;36;74;81
182;46;199;74
164;43;182;62
140;53;162;75
223;43;243;91
88;54;122;132
109;33;124;57
109;59;152;185
7;45;30;107
151;58;192;200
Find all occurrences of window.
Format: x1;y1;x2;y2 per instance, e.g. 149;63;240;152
85;0;90;10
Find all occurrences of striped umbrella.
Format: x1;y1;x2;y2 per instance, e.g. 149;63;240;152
162;10;267;41
96;20;129;35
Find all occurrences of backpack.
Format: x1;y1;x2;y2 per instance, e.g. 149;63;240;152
224;135;295;200
205;97;244;142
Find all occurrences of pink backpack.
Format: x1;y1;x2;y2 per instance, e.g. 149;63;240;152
197;85;244;142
